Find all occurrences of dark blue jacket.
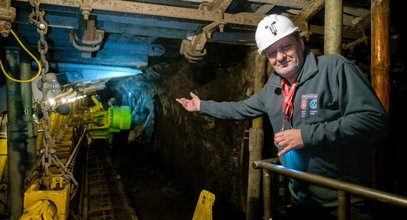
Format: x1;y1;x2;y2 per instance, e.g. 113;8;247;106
200;48;388;207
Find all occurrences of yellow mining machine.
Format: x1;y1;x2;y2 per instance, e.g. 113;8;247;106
17;95;131;219
1;0;214;218
1;0;134;218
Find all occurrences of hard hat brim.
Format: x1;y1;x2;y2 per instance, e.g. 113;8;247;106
257;27;299;56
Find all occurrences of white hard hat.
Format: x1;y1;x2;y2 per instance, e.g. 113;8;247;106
255;14;299;55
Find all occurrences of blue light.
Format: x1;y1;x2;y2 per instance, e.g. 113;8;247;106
280;150;306;171
52;63;143;83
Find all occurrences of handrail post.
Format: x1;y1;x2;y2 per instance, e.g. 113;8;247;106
253;159;407;219
262;169;271;220
337;190;350;220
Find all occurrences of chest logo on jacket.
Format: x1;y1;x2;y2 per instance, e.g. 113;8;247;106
309;99;318;109
300;94;318;117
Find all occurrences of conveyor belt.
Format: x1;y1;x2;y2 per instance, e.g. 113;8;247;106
81;143;139;220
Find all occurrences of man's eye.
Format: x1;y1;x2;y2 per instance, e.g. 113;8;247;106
267;51;276;57
282;45;291;50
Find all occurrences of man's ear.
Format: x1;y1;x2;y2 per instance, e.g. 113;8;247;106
300;37;305;52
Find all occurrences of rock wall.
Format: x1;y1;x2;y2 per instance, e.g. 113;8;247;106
151;44;261;218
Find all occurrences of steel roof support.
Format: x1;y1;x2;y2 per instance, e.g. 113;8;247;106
16;0;263;26
5;49;25;220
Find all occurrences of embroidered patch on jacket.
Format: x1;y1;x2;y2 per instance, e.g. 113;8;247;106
300;94;318;117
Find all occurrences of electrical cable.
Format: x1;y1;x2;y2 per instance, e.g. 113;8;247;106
0;29;42;83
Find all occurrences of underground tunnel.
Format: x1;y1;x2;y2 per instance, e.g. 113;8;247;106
1;0;407;219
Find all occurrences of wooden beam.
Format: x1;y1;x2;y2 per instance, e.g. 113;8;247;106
371;0;390;111
293;0;325;23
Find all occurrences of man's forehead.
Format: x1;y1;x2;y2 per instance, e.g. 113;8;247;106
266;35;296;51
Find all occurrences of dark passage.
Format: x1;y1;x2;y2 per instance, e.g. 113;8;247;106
112;132;197;220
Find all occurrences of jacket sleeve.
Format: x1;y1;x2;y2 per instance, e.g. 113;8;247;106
300;62;389;147
200;87;267;120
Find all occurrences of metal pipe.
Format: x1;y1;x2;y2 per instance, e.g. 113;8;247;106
324;0;343;55
20;55;36;176
65;128;86;169
262;157;279;220
252;161;407;209
337;190;350;220
5;49;25;220
262;169;271;220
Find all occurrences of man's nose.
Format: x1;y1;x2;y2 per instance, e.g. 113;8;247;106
276;50;287;61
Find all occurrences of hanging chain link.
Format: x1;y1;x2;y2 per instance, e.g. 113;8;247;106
28;0;78;190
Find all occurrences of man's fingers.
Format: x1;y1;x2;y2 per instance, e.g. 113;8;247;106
190;92;198;99
274;131;283;138
176;98;186;104
274;135;285;147
277;145;293;156
176;93;200;112
278;148;289;156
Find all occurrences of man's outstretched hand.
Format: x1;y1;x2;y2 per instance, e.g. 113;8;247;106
176;92;201;112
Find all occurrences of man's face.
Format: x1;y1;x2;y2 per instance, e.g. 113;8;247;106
264;35;305;82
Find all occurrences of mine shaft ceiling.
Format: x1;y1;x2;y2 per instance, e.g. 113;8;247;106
2;0;371;68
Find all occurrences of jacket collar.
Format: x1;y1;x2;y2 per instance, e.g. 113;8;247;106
267;48;319;87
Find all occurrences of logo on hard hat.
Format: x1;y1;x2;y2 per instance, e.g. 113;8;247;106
265;21;277;36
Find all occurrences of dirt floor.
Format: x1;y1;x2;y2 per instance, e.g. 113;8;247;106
113;143;197;220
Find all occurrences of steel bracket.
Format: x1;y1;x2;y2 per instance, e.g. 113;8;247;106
0;20;11;37
0;3;15;22
180;2;227;62
0;4;16;37
80;0;92;20
69;15;104;58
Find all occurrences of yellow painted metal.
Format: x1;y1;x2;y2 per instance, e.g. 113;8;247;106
90;95;104;113
22;180;71;220
55;140;72;147
20;200;58;220
85;95;132;144
49;112;70;137
21;95;132;219
49;113;59;135
21;98;85;219
20;199;57;220
192;190;215;220
0;139;7;182
50;175;64;190
36;120;43;151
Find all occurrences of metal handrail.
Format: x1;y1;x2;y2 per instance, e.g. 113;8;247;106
253;158;407;220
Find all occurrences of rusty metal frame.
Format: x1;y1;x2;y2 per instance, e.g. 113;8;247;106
248;0;310;9
253;158;407;220
15;0;363;40
0;0;16;37
16;0;264;26
180;0;233;61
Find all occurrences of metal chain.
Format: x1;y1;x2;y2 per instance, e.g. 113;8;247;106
28;0;78;189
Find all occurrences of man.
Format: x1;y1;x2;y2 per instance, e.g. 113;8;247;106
176;14;388;218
